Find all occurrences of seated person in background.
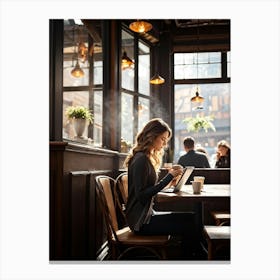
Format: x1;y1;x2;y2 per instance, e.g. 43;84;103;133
196;145;209;158
178;137;210;168
215;140;231;168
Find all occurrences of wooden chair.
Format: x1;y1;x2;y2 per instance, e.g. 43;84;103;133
115;172;129;228
211;211;231;226
95;175;171;260
115;172;128;208
203;225;230;260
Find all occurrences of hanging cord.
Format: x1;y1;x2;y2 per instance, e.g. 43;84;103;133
196;19;199;81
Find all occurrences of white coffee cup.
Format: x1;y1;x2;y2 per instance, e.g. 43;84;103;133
194;176;205;189
191;181;202;194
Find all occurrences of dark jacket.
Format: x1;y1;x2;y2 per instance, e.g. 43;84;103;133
215;154;230;168
125;152;173;231
178;150;210;168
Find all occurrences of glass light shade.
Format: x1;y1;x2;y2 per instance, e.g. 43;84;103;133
129;20;153;33
150;73;165;85
121;51;134;70
71;61;85;78
191;91;204;102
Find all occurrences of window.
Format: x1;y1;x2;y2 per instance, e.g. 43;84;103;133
121;28;151;150
62;20;103;147
174;51;230;167
174;52;221;79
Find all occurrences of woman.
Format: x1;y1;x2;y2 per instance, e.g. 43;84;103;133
124;118;198;258
215;140;231;168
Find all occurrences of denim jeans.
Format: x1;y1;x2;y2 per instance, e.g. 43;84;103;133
135;211;199;258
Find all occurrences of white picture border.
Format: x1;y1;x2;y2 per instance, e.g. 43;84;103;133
0;1;279;279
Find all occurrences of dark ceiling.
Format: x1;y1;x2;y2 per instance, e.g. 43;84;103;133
64;19;230;53
124;19;230;51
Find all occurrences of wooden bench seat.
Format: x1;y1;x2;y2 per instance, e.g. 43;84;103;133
211;211;231;226
203;225;230;260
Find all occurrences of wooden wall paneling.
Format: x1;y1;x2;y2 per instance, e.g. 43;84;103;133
64;144;118;172
51;141;128;260
69;170;115;260
49;142;67;260
88;172;97;259
70;171;89;259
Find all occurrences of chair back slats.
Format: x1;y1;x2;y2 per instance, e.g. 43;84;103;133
116;172;128;205
95;182;115;241
96;176;119;232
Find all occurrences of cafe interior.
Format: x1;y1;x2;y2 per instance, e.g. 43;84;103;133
49;19;231;262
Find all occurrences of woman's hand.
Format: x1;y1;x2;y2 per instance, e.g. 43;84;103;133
169;164;183;178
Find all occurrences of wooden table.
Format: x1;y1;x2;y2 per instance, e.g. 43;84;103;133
156;184;230;204
155;184;231;240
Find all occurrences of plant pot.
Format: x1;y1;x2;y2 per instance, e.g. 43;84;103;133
73;118;87;137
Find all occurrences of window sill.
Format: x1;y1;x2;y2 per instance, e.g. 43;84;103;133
63;139;128;157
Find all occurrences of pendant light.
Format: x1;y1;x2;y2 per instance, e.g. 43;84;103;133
71;60;84;78
71;26;84;78
191;20;204;103
150;73;165;85
121;50;134;70
190;85;204;102
150;45;165;85
129;20;153;33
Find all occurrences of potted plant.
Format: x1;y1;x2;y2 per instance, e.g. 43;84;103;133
65;106;93;137
120;138;132;153
183;114;216;133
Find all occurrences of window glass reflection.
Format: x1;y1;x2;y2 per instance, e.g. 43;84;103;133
138;97;150;131
94;45;103;85
174;83;230;167
121;92;134;147
121;30;134;91
138;41;150;95
93;90;103;146
174;52;222;79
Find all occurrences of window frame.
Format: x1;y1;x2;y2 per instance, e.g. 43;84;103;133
62;20;103;146
173;51;231;165
120;25;152;149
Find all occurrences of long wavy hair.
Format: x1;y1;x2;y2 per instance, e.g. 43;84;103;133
124;118;172;171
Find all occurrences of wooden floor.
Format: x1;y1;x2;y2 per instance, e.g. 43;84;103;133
116;237;230;261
